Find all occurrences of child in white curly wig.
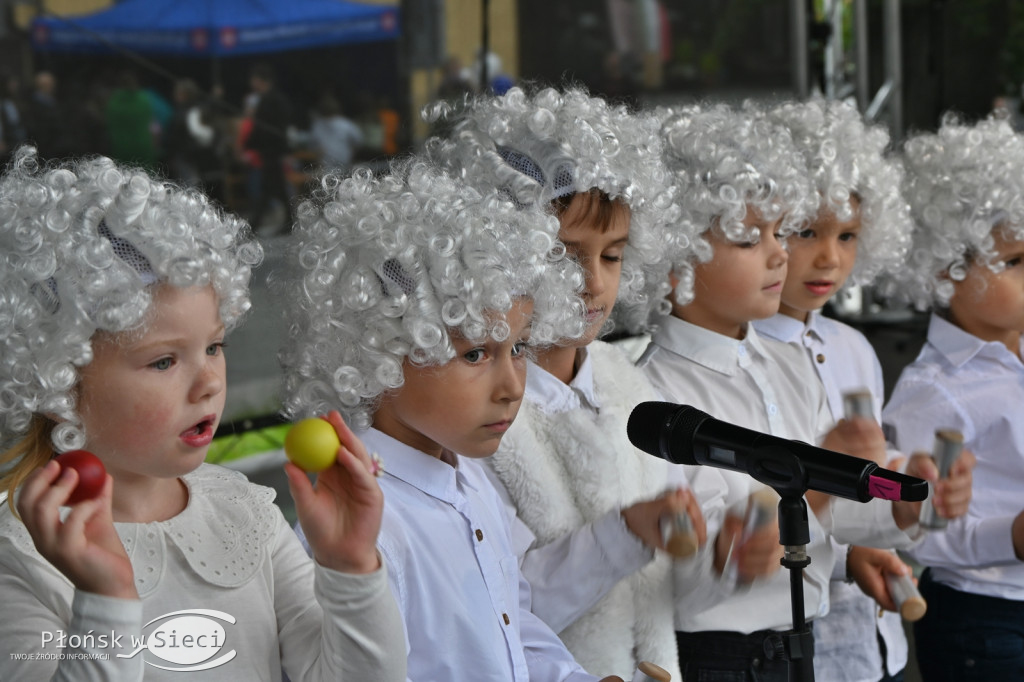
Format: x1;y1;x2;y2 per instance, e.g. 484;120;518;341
281;157;628;682
0;148;406;682
424;86;687;333
637;102;952;682
423;86;727;681
759;97;975;682
881;114;1024;681
755;98;922;682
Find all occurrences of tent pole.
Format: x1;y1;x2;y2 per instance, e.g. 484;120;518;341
480;0;490;91
790;0;809;98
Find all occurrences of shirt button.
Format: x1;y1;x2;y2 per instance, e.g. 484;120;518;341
768;404;778;416
475;529;484;541
816;353;826;363
502;613;510;625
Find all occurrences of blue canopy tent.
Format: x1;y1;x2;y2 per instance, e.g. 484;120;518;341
30;0;400;56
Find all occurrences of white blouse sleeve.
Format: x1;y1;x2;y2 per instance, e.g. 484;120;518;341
272;523;407;682
0;536;144;682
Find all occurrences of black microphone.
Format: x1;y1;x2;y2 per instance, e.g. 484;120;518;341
627;401;928;503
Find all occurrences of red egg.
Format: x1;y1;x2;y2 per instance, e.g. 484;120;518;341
54;450;107;504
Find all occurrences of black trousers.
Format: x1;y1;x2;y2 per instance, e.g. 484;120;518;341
915;569;1024;682
677;625;815;682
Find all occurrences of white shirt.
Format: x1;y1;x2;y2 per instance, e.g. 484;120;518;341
365;428;598;682
484;348;657;634
0;464;405;682
311;115;364;171
755;311;908;681
638;315;917;633
483;342;729;679
755;311;885;422
522;347;602;414
883;313;1024;600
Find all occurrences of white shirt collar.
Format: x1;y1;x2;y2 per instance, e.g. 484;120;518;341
360;427;467;504
928;313;1023;369
649;315;772;376
754;311;810;344
525;348;601;413
756;310;834;347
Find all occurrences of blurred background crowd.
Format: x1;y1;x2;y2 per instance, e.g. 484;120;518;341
2;0;1023;237
0;0;1021;429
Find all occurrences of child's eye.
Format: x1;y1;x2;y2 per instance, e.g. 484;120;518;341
1007;257;1022;267
151;357;173;371
206;342;227;356
797;229;815;239
602;253;624;263
839;232;858;242
463;348;486;363
511;341;528;357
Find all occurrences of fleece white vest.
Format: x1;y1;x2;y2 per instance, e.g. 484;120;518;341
490;340;681;681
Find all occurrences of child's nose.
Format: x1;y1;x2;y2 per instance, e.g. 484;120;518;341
814;239;840;268
495;357;525;403
585;262;606;298
768;238;788;268
191;362;225;402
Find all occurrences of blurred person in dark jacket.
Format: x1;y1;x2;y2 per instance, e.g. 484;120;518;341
166;78;221;193
26;71;74;161
244;62;293;235
0;72;26;167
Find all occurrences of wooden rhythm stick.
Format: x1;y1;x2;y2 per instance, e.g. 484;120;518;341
632;660;671;682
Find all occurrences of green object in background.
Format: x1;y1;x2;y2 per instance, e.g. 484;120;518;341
206;424;290;465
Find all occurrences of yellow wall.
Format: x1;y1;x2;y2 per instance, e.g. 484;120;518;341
13;0;114;29
410;0;518;144
444;0;518;81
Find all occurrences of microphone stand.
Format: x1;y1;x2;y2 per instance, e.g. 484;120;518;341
747;445;817;682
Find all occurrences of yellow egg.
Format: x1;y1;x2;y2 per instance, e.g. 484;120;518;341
285;418;341;472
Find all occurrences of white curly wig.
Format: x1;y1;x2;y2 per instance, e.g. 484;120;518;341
878;113;1024;310
657;101;818;313
278;158;587;430
0;148;262;452
768;97;914;286
423;86;688;333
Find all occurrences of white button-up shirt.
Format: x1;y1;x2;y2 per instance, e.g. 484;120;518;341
638;315;915;633
883;314;1024;600
483;349;659;633
755;311;885;423
756;311;909;682
366;428;599;682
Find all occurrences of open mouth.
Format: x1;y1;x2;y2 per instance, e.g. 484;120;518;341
180;415;217;447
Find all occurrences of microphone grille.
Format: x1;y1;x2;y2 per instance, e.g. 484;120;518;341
628;402;673;456
627;401;708;464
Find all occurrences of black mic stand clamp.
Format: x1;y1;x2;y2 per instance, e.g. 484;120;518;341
747;446;817;682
